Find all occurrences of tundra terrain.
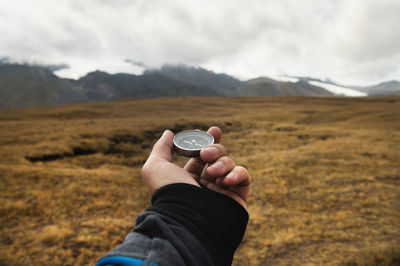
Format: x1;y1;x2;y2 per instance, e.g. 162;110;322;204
0;96;399;265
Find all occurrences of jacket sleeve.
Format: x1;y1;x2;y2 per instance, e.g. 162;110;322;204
96;183;249;266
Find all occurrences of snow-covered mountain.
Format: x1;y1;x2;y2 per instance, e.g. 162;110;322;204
279;77;368;97
307;80;367;97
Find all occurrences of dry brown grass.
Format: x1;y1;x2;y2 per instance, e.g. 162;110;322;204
0;96;399;265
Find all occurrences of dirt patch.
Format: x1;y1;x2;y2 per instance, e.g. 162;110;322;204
25;146;98;162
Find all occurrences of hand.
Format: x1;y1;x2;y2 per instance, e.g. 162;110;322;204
141;126;251;208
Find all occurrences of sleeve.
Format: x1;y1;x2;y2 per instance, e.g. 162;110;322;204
96;183;249;266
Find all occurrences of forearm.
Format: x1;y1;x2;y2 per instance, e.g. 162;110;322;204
97;183;249;266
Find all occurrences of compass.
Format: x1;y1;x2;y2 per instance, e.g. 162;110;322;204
173;130;214;157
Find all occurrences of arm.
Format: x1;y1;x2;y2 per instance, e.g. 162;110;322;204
96;127;251;266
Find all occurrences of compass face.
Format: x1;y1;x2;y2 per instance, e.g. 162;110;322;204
173;130;214;157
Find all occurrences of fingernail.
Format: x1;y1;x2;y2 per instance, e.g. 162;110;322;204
226;171;236;180
204;146;219;157
210;161;224;171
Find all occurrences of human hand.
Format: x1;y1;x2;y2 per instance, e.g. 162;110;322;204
141;126;251;208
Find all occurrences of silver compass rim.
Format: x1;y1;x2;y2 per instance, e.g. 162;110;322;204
173;130;214;157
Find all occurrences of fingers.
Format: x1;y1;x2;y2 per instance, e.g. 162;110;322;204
206;156;236;177
200;144;228;163
204;158;250;188
222;166;251;187
184;126;222;176
207;126;222;143
202;154;235;184
147;130;174;163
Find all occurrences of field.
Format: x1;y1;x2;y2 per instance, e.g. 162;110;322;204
0;96;399;265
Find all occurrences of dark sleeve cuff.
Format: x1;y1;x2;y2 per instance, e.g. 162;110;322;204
146;183;249;266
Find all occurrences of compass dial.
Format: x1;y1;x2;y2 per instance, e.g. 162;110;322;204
173;130;214;157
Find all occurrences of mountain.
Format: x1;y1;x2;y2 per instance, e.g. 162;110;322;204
236;77;334;96
0;63;85;109
355;81;400;96
0;63;219;109
1;62;399;110
145;64;244;96
78;70;218;100
292;77;367;97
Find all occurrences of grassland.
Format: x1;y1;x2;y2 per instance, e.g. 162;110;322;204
0;96;399;265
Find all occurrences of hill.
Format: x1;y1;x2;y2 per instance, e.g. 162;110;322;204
293;77;367;97
0;64;220;109
145;64;244;96
293;77;400;97
0;96;399;265
78;70;218;100
355;80;400;96
0;63;85;109
236;77;334;96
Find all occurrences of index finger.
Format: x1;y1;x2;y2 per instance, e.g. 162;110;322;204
207;126;222;143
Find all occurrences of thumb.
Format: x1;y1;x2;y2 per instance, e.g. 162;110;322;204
148;130;174;162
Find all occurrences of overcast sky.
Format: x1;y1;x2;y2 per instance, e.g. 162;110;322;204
0;0;399;85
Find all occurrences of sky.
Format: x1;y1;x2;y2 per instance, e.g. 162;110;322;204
0;0;399;85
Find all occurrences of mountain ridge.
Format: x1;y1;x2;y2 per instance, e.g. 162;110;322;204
353;80;400;96
237;77;334;97
144;64;244;96
0;62;398;110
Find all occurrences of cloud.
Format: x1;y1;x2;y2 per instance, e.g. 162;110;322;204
330;0;400;62
0;56;69;72
0;0;398;84
125;59;146;69
41;63;70;72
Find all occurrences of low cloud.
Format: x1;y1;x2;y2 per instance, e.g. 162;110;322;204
0;0;398;84
125;59;146;69
0;56;69;72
